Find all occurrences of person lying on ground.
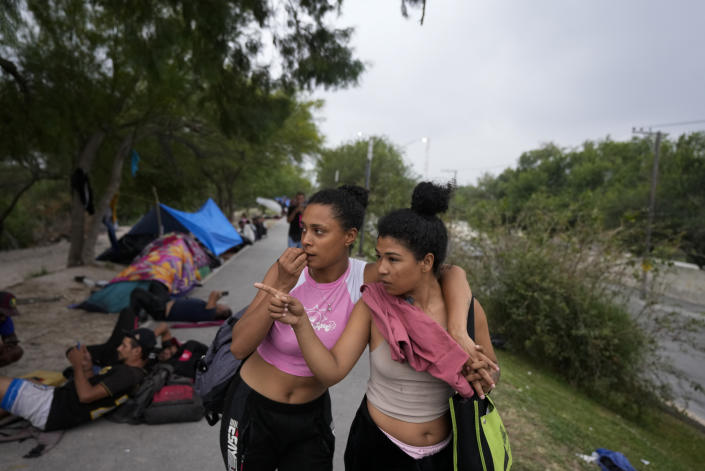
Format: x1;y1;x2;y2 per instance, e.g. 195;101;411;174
153;322;207;379
0;329;154;432
0;292;23;368
75;310;205;381
130;282;232;322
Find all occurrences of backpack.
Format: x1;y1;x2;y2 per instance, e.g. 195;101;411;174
109;363;204;425
142;374;204;425
194;306;246;425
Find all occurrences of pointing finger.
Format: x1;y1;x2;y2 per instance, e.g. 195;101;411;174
254;282;283;298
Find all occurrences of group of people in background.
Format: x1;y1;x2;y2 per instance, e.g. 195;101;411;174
0;286;229;433
238;214;268;244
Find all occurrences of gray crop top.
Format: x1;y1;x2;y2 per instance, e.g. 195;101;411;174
366;340;454;423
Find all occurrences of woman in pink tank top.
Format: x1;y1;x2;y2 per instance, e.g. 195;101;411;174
256;182;501;471
220;184;494;471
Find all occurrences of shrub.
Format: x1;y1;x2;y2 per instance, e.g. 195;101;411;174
449;209;657;417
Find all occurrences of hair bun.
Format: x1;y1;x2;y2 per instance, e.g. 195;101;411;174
411;181;452;216
339;185;369;209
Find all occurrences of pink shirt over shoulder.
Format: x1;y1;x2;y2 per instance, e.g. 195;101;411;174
361;282;474;398
257;258;367;376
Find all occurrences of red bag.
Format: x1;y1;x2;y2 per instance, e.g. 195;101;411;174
143;376;205;425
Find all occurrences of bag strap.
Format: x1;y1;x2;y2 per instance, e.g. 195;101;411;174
466;295;475;341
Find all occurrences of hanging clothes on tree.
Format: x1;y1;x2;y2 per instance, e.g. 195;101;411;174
109;193;119;227
131;150;140;176
70;168;94;214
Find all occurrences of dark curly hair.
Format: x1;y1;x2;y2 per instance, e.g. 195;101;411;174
377;181;453;275
307;185;369;232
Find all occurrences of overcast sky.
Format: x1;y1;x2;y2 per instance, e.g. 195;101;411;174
310;0;705;186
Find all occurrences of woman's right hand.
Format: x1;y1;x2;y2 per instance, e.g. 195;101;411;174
254;282;307;327
275;248;308;289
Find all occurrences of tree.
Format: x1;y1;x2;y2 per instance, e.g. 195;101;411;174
0;0;364;264
657;132;705;267
455;133;705;266
316;136;417;255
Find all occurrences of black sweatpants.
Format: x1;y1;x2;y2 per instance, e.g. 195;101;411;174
86;307;138;366
129;281;170;320
219;371;335;471
344;396;452;471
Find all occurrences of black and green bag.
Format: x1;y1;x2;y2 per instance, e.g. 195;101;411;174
449;297;512;471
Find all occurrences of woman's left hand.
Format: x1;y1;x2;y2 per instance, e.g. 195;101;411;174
462;348;498;396
454;335;498;395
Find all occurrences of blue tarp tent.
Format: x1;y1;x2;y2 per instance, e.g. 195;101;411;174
161;198;242;256
97;198;242;264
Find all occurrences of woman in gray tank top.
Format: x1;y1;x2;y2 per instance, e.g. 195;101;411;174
255;181;500;470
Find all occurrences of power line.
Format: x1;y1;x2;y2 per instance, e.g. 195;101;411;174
640;118;705;129
457;164;512;171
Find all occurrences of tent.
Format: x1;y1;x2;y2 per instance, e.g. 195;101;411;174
160;199;242;256
256;197;284;213
97;198;243;264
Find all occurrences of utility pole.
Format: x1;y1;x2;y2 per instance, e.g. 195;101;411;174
423;137;430;179
441;168;458;243
632;127;665;299
357;137;374;257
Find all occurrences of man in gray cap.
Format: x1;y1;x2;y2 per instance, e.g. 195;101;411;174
0;291;22;367
0;328;154;431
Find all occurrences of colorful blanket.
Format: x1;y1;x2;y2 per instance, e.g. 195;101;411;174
110;232;202;295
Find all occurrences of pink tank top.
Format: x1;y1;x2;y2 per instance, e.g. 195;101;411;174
257;258;367;376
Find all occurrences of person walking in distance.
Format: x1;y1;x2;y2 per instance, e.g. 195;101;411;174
287;192;306;248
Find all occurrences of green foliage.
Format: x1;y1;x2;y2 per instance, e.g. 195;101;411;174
317;137;417;214
656;133;705;267
315;136;418;256
0;179;70;249
450;209;655;416
459;134;705;268
0;0;364;260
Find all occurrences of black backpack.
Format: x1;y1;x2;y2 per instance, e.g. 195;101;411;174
109;363;204;425
194;306;246;425
142;373;204;425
